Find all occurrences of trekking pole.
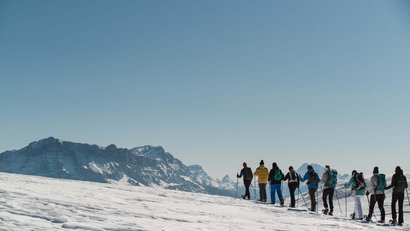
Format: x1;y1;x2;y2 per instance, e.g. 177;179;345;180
406;188;410;206
345;187;347;217
298;188;309;210
334;187;343;214
316;189;319;214
253;178;257;201
296;188;299;207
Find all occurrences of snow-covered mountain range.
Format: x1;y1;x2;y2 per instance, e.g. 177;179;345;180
0;137;235;197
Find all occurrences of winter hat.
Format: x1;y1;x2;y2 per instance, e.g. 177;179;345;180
243;162;247;167
352;170;357;175
373;167;379;174
272;162;278;169
289;166;294;171
260;160;264;165
325;165;330;171
307;164;313;170
395;166;401;174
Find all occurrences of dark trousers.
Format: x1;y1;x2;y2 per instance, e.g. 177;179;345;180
392;192;404;224
309;188;317;212
322;188;334;212
259;183;267;201
243;180;251;199
289;185;298;207
368;194;385;221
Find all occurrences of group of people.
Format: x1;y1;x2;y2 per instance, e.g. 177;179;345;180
237;161;408;226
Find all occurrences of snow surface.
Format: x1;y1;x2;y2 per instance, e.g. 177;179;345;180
0;172;409;231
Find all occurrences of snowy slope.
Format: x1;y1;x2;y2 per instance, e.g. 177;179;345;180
1;172;409;231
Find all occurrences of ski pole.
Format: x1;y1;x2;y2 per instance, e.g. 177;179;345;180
296;188;299;207
316;188;319;213
334;187;343;214
298;188;309;210
236;175;239;198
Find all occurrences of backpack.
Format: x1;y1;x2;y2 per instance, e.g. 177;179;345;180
289;171;298;183
353;172;366;190
274;169;282;181
308;171;319;185
375;174;386;192
326;169;338;188
395;174;408;193
244;168;253;181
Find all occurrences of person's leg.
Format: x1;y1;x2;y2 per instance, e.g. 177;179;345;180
259;183;264;201
270;184;276;204
322;189;329;211
289;186;296;207
328;188;334;215
398;193;404;224
261;183;267;202
309;189;317;211
277;184;284;205
244;181;251;199
391;193;398;222
376;194;385;222
355;196;363;219
367;195;376;220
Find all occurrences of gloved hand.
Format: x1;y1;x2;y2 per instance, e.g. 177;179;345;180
236;174;240;178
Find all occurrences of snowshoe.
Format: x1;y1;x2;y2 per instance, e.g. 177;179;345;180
322;209;329;215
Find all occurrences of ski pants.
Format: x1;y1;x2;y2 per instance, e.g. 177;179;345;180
322;188;334;212
259;183;267;201
391;192;404;224
368;194;385;221
270;183;284;204
288;184;298;207
309;188;317;212
243;180;251;199
353;195;363;219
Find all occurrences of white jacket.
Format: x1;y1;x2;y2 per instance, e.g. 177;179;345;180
367;174;384;195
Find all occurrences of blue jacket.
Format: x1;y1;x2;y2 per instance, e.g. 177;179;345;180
344;177;365;196
301;169;320;189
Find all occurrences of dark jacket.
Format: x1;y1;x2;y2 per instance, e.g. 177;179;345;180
238;167;253;182
386;171;408;194
268;167;284;184
284;170;300;188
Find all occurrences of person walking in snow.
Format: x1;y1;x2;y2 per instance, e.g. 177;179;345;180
283;166;300;208
300;164;320;212
319;165;337;215
344;170;366;220
385;166;408;226
268;162;285;205
365;167;386;223
254;160;269;202
237;162;253;200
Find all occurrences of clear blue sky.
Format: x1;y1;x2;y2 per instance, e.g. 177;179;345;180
1;0;410;178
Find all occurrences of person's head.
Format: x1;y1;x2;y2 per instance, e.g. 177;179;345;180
289;166;294;171
373;166;379;175
307;164;313;171
395;166;401;174
325;165;330;172
272;162;278;169
243;162;247;168
352;170;357;176
259;160;264;166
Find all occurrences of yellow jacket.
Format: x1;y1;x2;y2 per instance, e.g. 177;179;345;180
254;165;269;183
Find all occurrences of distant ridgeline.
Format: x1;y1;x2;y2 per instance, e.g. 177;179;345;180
0;137;236;197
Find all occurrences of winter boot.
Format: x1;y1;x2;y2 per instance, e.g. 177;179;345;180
389;219;396;225
328;210;333;216
280;200;285;206
377;220;385;223
350;213;355;220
